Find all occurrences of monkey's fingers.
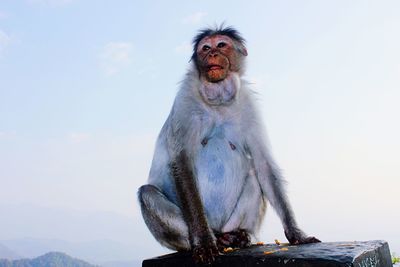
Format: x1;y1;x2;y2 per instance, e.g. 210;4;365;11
284;229;321;245
302;236;321;244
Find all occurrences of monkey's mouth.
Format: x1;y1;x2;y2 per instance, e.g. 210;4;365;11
208;65;223;71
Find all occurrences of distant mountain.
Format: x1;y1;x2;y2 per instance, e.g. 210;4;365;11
0;252;98;267
1;238;137;263
0;203;165;262
0;243;21;260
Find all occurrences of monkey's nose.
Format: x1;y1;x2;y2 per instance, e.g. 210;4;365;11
208;52;218;58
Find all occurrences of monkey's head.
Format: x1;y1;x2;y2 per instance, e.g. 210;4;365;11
192;26;248;83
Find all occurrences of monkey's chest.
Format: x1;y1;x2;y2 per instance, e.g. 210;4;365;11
194;133;251;228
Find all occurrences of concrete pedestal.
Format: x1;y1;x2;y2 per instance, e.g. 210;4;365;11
143;240;393;267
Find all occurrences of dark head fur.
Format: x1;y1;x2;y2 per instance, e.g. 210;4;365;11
191;25;246;63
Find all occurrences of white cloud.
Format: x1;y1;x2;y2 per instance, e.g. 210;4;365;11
68;132;91;143
174;42;192;55
99;42;133;76
0;30;11;56
182;11;207;25
27;0;74;7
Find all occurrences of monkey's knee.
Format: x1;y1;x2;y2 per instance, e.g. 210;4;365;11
138;184;161;210
138;184;190;251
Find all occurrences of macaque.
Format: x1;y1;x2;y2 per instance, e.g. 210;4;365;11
138;26;320;264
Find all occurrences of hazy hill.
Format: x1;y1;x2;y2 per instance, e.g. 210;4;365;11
0;243;21;260
0;203;165;263
0;252;98;267
1;238;136;264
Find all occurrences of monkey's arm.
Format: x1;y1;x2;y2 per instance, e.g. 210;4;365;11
171;150;219;264
245;123;320;244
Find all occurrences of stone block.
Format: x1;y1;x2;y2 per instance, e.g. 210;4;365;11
142;240;392;267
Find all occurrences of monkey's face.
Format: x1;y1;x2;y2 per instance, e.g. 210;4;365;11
196;35;244;83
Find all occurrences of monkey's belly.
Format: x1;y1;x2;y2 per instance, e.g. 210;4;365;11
194;137;262;231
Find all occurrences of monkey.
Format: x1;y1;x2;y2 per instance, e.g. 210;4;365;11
138;26;320;264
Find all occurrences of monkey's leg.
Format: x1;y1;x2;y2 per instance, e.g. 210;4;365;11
172;151;219;264
138;184;190;251
218;174;265;249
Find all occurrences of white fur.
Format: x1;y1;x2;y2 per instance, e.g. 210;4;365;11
140;33;314;252
146;64;286;234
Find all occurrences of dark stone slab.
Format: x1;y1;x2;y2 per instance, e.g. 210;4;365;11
142;240;393;267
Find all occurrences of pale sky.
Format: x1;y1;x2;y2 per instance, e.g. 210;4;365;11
0;0;399;262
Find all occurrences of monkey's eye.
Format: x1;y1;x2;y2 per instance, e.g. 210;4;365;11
217;42;226;48
202;45;211;51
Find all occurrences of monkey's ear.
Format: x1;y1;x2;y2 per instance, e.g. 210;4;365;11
237;44;248;56
241;47;248;56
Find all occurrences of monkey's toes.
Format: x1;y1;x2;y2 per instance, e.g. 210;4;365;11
236;229;251;248
215;229;251;251
193;244;219;265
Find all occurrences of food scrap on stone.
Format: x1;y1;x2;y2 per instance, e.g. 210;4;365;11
256;241;264;246
263;250;276;255
263;247;289;255
274;239;281;245
223;247;233;253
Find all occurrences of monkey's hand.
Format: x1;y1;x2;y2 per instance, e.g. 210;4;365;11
284;227;321;245
192;237;219;265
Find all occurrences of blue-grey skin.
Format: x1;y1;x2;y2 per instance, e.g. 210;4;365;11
138;27;319;254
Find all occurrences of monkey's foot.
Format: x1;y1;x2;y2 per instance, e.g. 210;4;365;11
284;228;321;245
215;229;251;251
192;242;219;265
